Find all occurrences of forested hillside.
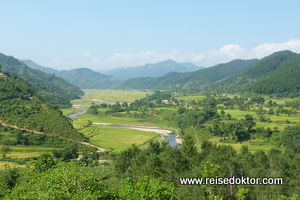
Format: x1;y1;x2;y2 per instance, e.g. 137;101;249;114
101;59;203;81
54;68;120;89
209;51;300;96
0;53;83;108
0;72;85;141
118;59;259;90
22;59;120;89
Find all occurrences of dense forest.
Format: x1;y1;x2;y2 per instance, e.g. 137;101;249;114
0;71;86;141
117;59;259;90
0;53;84;108
209;51;300;96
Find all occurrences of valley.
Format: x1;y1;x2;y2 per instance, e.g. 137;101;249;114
1;51;300;199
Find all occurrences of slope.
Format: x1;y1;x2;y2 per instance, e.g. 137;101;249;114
0;71;86;141
208;50;300;94
0;53;84;108
118;59;259;90
54;68;120;89
21;59;120;89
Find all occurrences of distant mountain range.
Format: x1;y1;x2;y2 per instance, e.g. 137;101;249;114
117;50;300;97
21;59;204;89
117;58;259;90
18;50;300;97
100;60;204;81
20;60;120;89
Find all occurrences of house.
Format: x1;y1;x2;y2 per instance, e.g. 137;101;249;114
0;73;7;77
161;100;169;104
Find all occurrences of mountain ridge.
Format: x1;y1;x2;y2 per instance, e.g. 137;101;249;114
100;59;204;81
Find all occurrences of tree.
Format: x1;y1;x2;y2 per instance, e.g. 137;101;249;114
1;146;12;159
243;114;256;132
0;165;20;194
118;176;176;200
6;162;111;200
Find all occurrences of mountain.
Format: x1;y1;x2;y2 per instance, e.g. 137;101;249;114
0;53;84;108
21;59;120;89
20;59;57;74
101;60;204;81
54;68;120;89
117;59;259;90
0;71;85;141
208;50;300;96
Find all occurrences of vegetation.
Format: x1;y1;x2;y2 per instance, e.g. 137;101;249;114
117;59;258;90
3;50;300;199
0;71;86;141
0;53;83;108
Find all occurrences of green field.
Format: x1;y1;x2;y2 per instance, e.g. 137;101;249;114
0;145;58;160
66;90;300;156
0;161;26;170
76;113;147;125
82;89;148;102
174;94;206;101
207;136;274;153
79;125;158;153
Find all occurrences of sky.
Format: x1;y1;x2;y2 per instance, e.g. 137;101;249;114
1;0;300;70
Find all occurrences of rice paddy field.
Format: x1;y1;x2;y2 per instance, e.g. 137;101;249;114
206;136;274;153
82;89;148;103
0;161;25;170
78;125;158;153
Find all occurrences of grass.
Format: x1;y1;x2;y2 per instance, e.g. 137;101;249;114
79;125;157;153
221;109;256;120
77;113;147;125
0;146;58;159
175;95;206;101
82;89;148;103
0;161;26;170
207;136;274;153
60;107;85;115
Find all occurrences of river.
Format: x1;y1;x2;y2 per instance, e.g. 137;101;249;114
66;106;181;148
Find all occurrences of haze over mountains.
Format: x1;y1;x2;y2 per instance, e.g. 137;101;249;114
100;60;204;81
5;50;300;99
21;59;204;88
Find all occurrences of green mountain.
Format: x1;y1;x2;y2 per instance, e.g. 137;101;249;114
0;71;85;141
21;59;120;89
20;59;57;74
117;59;259;90
54;68;120;89
101;60;204;81
209;50;300;96
0;53;84;108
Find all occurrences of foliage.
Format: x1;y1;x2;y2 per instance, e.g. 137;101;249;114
0;54;84;108
0;75;86;141
6;162;112;200
118;176;176;200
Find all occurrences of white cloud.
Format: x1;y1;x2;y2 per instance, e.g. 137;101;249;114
249;39;300;59
44;39;300;70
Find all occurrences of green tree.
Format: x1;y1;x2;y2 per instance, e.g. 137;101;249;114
1;145;12;159
6;162;111;200
118;176;176;200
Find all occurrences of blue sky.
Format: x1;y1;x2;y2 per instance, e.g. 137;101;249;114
1;0;300;70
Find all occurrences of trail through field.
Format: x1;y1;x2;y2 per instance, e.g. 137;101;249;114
0;119;106;152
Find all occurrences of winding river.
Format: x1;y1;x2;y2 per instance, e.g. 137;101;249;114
66;106;181;148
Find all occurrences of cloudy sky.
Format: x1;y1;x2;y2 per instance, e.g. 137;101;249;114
1;1;300;70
